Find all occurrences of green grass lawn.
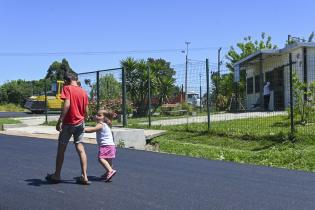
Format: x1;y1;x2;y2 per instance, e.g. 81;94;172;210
0;118;21;130
151;115;315;172
0;104;25;112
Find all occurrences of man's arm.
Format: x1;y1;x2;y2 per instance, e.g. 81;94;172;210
85;104;89;120
56;99;70;131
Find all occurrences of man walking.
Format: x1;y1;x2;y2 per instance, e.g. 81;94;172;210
46;72;90;184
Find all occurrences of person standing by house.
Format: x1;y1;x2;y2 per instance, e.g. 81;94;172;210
46;72;90;185
263;81;271;111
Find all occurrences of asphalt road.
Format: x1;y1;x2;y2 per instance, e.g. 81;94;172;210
1;134;315;210
0;112;35;118
0;112;60;118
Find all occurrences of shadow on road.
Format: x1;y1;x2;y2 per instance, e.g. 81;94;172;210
25;176;104;186
25;179;76;186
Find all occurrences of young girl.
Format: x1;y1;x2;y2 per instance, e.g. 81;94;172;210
85;110;117;182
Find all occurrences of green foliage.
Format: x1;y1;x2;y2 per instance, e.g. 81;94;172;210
226;33;277;71
45;58;76;80
0;118;21;130
151;115;315;172
121;57;176;116
292;72;315;124
0;104;24;112
0;79;46;106
0;59;75;107
221;33;278;103
287;32;315;45
179;102;192;112
86;74;121;101
214;94;229;110
99;74;121;100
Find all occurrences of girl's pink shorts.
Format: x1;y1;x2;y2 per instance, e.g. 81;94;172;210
98;145;116;159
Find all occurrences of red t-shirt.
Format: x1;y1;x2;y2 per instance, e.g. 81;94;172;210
61;85;89;125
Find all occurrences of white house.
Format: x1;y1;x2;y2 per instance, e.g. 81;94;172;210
233;42;315;111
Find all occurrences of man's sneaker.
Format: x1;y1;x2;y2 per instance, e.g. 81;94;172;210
105;170;116;182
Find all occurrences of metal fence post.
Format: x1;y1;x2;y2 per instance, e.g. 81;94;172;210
147;65;152;127
289;53;295;137
206;59;211;131
122;67;127;127
96;71;100;111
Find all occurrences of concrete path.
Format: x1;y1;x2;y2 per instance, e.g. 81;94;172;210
13;115;59;126
1;134;315;210
142;111;287;126
2;115;165;150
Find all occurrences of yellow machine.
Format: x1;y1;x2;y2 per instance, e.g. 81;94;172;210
25;80;64;113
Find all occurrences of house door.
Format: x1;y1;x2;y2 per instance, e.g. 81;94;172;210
272;67;284;111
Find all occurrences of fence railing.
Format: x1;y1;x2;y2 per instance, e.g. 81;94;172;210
42;53;315;142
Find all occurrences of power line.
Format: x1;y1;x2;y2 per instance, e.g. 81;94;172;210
0;46;229;57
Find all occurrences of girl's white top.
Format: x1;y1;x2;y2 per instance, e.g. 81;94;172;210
96;122;115;146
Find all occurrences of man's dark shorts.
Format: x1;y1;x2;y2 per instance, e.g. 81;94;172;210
58;122;85;145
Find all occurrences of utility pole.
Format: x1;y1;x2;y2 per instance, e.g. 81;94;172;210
185;41;190;102
217;47;222;97
218;47;222;76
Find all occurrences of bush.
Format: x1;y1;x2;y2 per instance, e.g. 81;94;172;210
292;73;315;124
215;94;229;111
87;99;134;120
179;102;193;112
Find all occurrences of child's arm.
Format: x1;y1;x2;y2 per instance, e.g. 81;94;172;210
84;123;103;133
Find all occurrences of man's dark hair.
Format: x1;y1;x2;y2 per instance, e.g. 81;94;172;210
64;72;78;82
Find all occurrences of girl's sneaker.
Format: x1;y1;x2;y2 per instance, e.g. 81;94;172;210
105;170;116;182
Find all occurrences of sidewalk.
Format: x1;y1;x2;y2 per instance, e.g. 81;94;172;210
1;116;165;150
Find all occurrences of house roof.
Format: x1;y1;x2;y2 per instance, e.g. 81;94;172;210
233;42;315;68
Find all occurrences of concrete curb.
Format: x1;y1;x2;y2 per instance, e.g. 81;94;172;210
2;125;166;150
1;123;28;131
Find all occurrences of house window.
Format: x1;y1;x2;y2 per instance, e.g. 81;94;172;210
255;75;260;93
247;77;253;94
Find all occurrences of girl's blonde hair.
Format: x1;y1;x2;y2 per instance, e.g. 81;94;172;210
98;110;116;122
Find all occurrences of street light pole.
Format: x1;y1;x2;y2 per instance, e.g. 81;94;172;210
185;41;190;102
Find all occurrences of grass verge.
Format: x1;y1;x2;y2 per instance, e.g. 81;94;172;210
0;104;25;112
0;118;21;130
151;115;315;172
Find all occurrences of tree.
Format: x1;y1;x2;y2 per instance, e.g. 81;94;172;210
226;32;278;72
89;74;121;100
45;58;76;81
147;58;176;111
0;79;46;106
121;57;176;116
121;58;149;116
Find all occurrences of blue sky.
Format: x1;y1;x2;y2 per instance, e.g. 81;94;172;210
0;0;314;84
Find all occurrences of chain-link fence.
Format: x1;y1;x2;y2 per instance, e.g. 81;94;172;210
78;68;127;127
40;49;315;143
225;50;315;142
142;60;209;127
